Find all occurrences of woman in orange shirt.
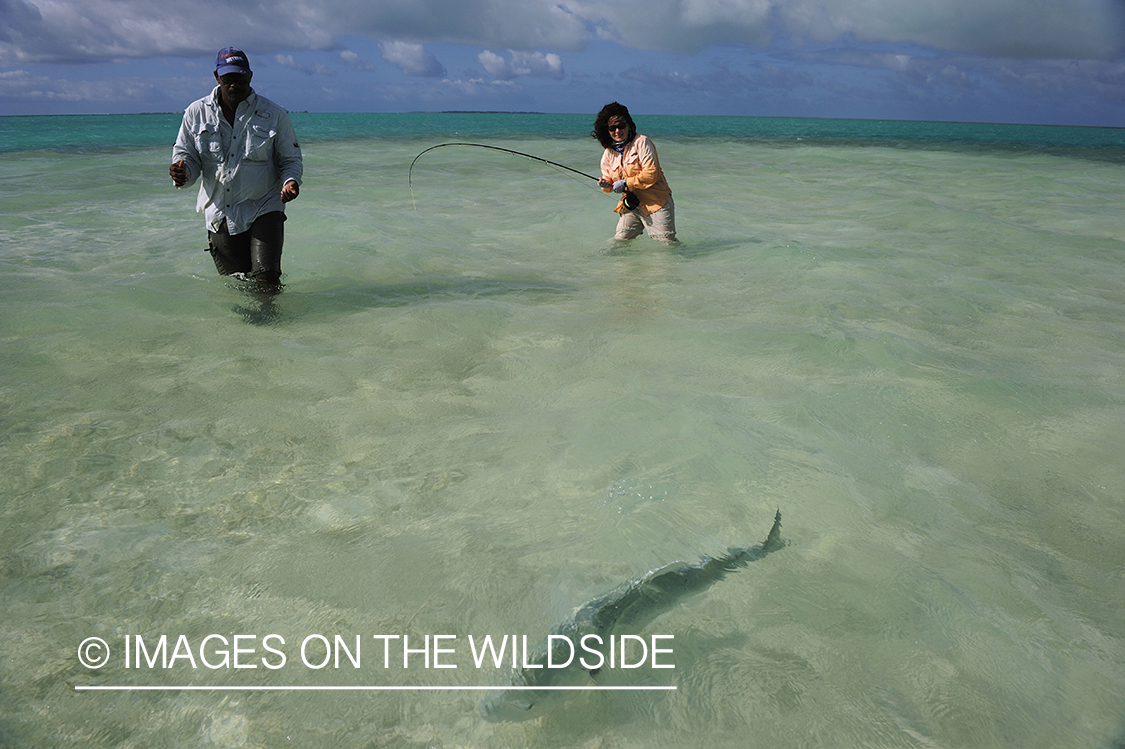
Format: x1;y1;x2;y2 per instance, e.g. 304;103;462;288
592;102;677;244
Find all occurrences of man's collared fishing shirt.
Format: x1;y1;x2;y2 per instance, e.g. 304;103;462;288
172;87;303;235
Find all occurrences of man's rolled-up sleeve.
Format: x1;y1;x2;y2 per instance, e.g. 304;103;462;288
274;113;303;187
171;114;203;188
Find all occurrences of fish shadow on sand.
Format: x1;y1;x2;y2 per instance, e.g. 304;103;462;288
480;510;787;723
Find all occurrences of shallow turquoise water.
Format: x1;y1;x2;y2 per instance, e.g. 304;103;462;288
1;115;1124;747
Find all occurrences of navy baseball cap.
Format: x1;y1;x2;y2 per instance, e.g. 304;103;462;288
215;48;251;76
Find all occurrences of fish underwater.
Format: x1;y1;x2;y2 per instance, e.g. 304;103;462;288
480;510;787;722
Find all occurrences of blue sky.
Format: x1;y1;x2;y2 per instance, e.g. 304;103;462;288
1;0;1123;125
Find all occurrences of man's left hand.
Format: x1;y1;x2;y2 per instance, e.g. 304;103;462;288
281;180;300;203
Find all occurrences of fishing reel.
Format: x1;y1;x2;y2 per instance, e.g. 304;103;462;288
622;191;640;211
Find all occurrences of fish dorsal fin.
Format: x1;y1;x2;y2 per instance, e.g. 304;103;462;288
762;509;784;552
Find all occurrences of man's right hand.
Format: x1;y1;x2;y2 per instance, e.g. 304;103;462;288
169;160;187;187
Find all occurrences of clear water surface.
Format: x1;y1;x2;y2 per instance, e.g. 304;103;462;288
1;112;1123;748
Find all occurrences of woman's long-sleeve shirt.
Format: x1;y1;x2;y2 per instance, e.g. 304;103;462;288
599;134;672;216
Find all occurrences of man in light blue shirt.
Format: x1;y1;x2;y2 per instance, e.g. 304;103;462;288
170;48;303;294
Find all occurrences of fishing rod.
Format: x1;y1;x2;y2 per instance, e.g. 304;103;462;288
408;142;599;190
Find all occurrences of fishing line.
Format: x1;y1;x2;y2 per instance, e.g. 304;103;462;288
408;142;601;210
405;142;601;405
410;142;599;186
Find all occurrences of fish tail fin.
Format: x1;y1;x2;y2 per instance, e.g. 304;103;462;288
762;509;785;552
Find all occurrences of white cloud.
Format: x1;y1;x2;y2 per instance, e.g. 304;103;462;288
274;54;334;75
379;41;446;77
0;0;335;64
340;50;374;71
565;0;774;52
274;54;306;72
776;0;1124;59
0;0;1120;66
478;50;564;79
0;69;196;103
441;76;517;96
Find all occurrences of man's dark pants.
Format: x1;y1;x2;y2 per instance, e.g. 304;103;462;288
207;211;285;290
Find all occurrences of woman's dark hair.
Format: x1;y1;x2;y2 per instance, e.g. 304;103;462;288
591;102;636;149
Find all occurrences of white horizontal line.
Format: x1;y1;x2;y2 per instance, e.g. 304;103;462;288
75;685;677;692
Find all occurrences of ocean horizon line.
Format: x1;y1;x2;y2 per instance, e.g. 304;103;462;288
3;110;1123;158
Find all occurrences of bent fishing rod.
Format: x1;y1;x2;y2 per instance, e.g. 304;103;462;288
408;142;599;190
